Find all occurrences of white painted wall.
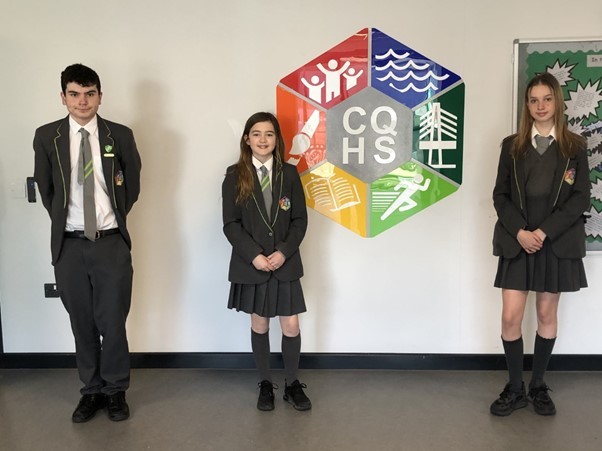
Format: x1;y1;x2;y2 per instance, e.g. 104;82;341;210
1;0;601;355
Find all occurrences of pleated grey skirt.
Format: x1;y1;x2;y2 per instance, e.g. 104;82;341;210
228;276;306;318
494;241;587;293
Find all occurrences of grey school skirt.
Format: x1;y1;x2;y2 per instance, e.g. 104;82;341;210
228;276;306;318
494;240;587;293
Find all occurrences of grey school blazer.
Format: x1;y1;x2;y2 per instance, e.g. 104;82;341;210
222;162;307;284
34;115;142;264
492;135;590;259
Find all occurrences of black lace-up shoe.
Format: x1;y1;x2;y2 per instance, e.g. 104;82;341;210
107;391;130;421
528;384;556;416
72;394;107;423
283;380;312;411
490;382;527;416
257;380;277;411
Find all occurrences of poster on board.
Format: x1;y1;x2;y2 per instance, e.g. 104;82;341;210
513;38;602;250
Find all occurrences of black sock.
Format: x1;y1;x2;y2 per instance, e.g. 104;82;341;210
530;333;556;388
251;329;271;382
282;332;301;384
502;336;524;392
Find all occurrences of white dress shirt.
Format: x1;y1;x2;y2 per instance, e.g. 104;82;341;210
65;115;118;231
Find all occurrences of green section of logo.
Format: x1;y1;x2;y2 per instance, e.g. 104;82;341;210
368;161;458;236
412;83;465;185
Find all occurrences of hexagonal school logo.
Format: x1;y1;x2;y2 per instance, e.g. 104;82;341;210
277;28;465;237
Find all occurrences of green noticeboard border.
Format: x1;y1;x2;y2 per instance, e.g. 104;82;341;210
513;37;602;251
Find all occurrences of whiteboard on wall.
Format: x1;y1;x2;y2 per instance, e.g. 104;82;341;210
512;38;602;250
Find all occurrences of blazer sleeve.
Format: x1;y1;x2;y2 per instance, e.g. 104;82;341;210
222;169;264;263
122;129;142;213
539;147;591;240
33;128;53;215
492;141;527;238
275;167;307;259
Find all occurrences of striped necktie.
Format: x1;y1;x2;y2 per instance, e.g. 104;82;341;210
260;165;272;219
78;128;97;241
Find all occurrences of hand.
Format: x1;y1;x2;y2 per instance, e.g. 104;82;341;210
533;228;547;242
267;251;286;271
516;229;543;254
252;254;272;272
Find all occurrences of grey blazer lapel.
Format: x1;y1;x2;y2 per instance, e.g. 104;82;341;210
271;166;283;219
98;116;116;196
513;153;527;216
548;142;569;210
53;117;71;207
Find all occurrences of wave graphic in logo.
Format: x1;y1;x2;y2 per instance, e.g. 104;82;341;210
371;29;460;108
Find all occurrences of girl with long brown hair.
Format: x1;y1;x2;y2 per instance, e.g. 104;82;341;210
222;112;311;411
490;73;590;416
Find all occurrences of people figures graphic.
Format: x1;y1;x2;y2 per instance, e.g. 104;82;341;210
317;59;351;103
300;75;325;104
490;73;590;417
343;67;364;90
222;112;312;412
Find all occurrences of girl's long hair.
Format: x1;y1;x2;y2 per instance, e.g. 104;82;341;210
233;112;285;204
511;72;585;158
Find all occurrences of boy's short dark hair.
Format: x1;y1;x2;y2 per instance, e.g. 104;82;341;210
60;64;101;94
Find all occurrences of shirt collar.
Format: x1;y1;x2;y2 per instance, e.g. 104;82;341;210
252;156;274;172
69;115;98;136
531;124;556;141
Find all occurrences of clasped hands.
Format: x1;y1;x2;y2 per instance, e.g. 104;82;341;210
517;228;546;254
252;251;286;272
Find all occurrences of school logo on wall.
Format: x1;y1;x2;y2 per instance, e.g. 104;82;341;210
277;28;465;237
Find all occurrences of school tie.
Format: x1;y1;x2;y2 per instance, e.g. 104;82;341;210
78;128;97;241
260;165;272;220
534;134;552;155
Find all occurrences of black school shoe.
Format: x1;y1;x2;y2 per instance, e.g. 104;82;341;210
257;380;277;411
283;380;312;411
528;384;556;416
72;393;107;423
490;382;527;416
107;391;130;421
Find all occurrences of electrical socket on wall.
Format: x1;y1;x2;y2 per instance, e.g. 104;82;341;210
44;283;59;298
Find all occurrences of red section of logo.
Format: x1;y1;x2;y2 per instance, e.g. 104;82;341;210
279;28;369;109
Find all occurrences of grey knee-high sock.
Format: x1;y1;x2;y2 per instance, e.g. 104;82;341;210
530;333;556;388
282;332;301;383
251;329;271;382
503;336;524;392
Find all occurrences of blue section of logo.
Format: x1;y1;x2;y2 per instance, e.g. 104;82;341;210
371;28;461;109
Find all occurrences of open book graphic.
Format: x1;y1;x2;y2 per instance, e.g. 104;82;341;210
305;175;361;212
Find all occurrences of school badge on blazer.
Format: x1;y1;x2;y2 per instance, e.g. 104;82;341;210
104;144;115;157
115;170;124;186
279;196;291;211
564;168;576;185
